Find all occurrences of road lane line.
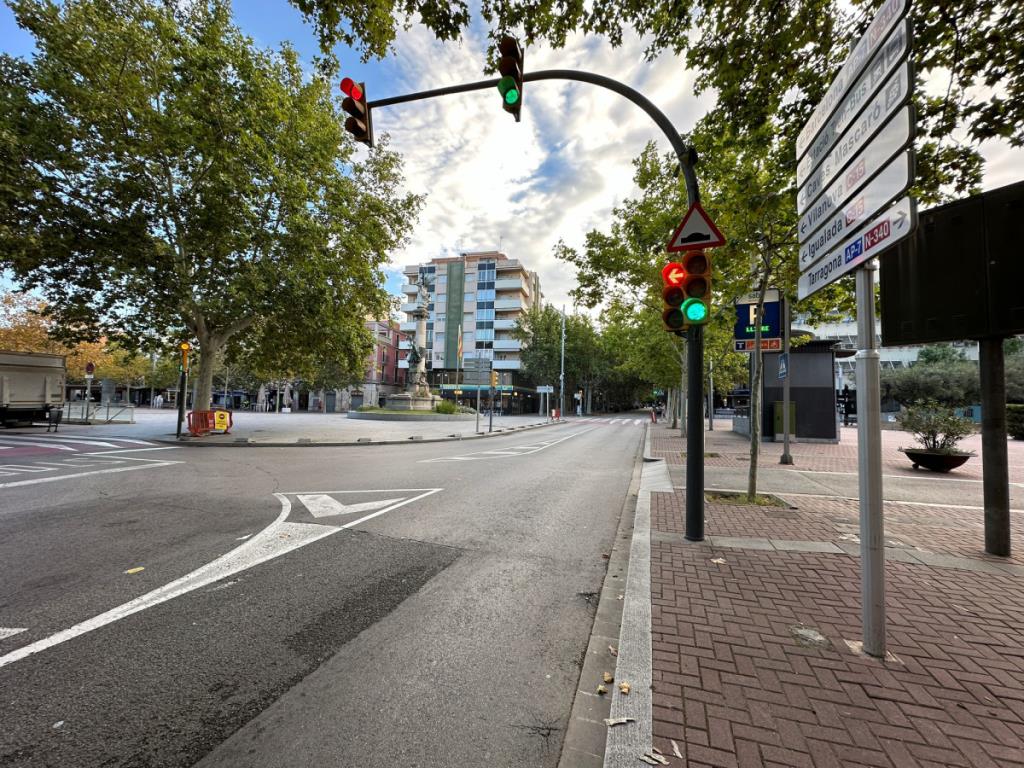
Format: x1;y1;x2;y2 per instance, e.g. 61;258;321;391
0;439;75;451
0;628;27;640
419;427;597;463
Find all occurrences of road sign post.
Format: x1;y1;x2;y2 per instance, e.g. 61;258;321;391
795;0;916;658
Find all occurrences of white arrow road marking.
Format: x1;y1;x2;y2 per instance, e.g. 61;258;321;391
0;628;27;640
0;487;441;668
420;427;597;462
296;494;406;518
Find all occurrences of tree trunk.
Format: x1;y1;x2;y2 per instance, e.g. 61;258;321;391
194;337;222;412
668;388;677;429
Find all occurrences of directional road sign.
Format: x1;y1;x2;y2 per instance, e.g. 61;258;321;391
537;385;554;394
796;0;915;300
799;150;913;270
796;0;908;158
778;353;789;380
797;59;913;188
798;195;916;299
797;18;910;182
666;202;726;252
734;289;782;352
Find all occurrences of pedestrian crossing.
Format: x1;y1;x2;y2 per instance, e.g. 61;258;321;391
574;417;648;427
0;434;159;463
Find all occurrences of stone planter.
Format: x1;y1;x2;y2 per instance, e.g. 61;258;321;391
899;448;973;473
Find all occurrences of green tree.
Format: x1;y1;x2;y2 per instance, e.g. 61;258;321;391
880;353;980;406
290;0;1019;200
1;0;421;412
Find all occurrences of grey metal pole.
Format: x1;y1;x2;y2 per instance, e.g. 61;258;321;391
679;357;685;438
708;358;714;431
476;382;481;434
685;325;704;541
559;306;566;420
176;368;186;438
781;296;794;464
855;261;885;657
979;338;1010;556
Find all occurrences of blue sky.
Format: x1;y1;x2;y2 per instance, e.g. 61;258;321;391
3;1;1022;309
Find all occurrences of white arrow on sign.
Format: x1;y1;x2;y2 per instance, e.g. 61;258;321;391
798;196;916;300
666;202;726;252
799;150;912;270
296;494;406;518
797;60;912;188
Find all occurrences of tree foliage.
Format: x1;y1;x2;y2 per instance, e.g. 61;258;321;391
291;0;1019;198
1;0;421;411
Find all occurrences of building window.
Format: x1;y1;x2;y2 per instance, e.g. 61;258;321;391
476;309;494;321
477;288;495;301
475;341;493;349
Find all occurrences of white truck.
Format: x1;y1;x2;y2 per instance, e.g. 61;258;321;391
0;350;66;427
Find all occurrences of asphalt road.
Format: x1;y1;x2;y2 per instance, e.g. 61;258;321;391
0;418;646;767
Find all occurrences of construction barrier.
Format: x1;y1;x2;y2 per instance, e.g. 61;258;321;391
187;409;233;437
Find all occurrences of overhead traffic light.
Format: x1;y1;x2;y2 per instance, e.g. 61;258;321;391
340;77;373;147
490;370;499;388
679;250;711;326
496;36;523;122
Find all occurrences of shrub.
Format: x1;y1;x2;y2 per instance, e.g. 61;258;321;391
356;404;380;412
1008;404;1024;440
433;399;458;414
897;399;974;453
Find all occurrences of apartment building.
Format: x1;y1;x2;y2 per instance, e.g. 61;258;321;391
341;319;405;409
399;251;542;410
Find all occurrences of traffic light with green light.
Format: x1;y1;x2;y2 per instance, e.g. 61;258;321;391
679;250;711;326
340;77;373;147
497;36;523;121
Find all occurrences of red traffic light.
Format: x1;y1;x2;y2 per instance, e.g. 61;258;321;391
340;77;363;101
661;261;686;286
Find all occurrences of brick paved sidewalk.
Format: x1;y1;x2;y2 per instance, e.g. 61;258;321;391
644;424;1024;767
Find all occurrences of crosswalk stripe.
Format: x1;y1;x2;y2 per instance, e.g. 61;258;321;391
5;435;128;448
0;439;75;451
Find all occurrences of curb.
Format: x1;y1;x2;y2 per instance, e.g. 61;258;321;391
558;424;646;768
150;418;565;448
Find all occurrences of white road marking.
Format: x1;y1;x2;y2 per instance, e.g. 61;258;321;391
420;427;597;463
0;464;54;472
296;494;405;518
0;439;75;451
3;435;125;448
0;628;27;640
0;488;442;668
0;458;180;491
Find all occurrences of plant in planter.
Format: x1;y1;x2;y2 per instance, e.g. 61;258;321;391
897;399;975;472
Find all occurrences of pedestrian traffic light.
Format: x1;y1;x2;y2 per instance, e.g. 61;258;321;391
340;77;373;147
496;36;523;122
679;250;711;325
490;370;498;387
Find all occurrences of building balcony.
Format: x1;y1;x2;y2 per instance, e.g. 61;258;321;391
398;340;412;350
400;283;418;294
494;298;523;311
494;278;527;294
493;359;521;370
495;260;522;271
399;322;417;332
493;339;521;351
400;302;424;313
493;318;517;330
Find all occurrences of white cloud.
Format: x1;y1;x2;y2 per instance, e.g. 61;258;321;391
368;22;714;310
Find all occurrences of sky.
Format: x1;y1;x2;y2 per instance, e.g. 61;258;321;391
2;1;1022;311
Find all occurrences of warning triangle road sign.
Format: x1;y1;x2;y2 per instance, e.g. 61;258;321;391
666;202;726;252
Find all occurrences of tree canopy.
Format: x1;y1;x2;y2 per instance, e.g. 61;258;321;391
1;0;422;410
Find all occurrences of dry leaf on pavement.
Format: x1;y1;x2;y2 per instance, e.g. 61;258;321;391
618;681;631;695
603;672;614;683
603;716;636;727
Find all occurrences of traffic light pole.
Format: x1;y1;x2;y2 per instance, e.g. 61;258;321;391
369;67;705;530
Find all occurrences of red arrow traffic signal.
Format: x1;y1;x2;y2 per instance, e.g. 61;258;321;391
661;262;686;286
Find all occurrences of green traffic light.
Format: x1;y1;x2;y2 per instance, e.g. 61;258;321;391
505;88;520;105
682;298;708;324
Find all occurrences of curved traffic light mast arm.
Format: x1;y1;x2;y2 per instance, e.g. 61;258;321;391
366;68;700;205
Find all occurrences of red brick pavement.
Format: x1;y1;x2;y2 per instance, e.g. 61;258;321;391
651;541;1024;768
649;491;1024;767
651;422;1024;481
